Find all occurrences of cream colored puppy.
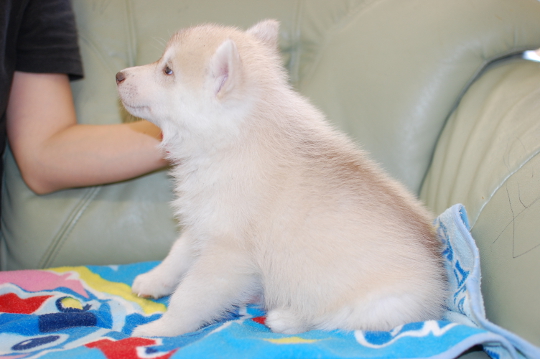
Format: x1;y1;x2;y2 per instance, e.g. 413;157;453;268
116;20;447;338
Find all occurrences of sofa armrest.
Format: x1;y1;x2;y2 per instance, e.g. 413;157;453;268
421;57;540;346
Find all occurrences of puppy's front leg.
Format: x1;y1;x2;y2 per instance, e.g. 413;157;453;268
132;231;195;299
132;244;256;337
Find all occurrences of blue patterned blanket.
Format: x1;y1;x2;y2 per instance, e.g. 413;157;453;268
1;204;538;359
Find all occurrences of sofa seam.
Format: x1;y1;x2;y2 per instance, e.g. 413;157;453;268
287;0;303;87
38;186;101;269
125;0;137;68
471;148;540;231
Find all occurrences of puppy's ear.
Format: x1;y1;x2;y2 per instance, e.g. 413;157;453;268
210;39;242;99
247;19;279;49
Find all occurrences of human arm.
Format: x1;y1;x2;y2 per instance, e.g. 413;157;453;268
6;71;168;195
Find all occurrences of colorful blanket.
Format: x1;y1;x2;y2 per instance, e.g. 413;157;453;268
1;204;539;359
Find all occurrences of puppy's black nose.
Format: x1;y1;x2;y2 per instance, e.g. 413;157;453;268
116;71;126;84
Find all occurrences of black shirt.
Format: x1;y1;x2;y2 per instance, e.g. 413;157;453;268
0;0;84;192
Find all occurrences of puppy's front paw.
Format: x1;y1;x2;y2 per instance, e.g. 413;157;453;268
132;320;169;337
132;271;176;299
132;317;192;338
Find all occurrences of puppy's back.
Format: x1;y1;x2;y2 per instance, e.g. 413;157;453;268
246;89;446;332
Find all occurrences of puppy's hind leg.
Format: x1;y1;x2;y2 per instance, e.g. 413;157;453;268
132;231;195;299
132;243;257;337
266;308;308;334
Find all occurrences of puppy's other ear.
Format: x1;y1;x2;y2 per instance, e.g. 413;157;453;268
210;39;242;99
247;19;279;49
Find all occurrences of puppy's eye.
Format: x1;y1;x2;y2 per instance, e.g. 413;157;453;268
164;65;173;75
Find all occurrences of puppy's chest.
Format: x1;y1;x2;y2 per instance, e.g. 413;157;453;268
171;160;255;226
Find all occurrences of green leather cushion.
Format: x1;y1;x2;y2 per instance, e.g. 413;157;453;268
2;0;540;271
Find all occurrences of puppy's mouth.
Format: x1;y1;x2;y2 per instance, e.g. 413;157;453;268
121;101;150;113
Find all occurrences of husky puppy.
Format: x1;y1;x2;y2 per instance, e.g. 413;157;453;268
116;20;446;337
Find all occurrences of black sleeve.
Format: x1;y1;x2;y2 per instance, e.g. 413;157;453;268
16;0;84;80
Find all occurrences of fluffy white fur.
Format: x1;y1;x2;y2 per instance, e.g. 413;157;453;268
116;20;447;337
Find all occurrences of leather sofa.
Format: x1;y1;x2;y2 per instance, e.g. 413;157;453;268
2;0;540;354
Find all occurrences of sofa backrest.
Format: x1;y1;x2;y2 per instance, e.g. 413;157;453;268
71;0;540;192
2;0;540;270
